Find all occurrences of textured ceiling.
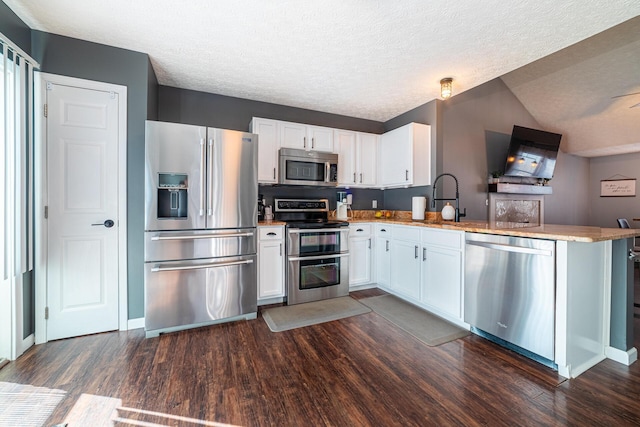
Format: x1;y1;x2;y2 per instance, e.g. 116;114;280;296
501;16;640;157
5;1;640;155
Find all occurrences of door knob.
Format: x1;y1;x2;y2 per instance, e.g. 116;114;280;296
92;219;115;228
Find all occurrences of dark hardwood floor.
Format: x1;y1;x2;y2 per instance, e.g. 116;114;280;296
2;282;640;426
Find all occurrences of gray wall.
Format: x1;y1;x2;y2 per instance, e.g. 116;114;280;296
0;1;30;53
159;85;385;134
437;78;589;222
589;152;640;228
31;31;157;319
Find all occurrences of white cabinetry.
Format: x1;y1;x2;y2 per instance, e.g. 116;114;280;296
250;118;279;184
348;224;373;288
378;122;431;188
420;228;463;319
257;226;285;303
389;226;421;300
280;121;333;152
335;130;378;187
374;224;392;287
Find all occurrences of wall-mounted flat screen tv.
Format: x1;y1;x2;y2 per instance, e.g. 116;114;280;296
503;125;562;179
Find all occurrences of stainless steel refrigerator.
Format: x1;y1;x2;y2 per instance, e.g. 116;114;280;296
144;120;258;338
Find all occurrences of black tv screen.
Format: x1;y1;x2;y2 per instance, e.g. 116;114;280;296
503;125;562;179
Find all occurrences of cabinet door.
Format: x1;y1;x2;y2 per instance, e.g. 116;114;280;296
280;121;308;149
390;239;421;300
258;240;284;299
421;246;461;318
335;130;357;186
349;236;372;287
375;238;391;287
357;132;378;186
308;125;334;152
379;125;412;188
251;118;279;184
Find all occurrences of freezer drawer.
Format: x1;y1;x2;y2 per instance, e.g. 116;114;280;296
464;233;555;360
144;229;256;262
144;254;257;336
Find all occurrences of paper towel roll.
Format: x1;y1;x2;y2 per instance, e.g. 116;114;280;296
412;196;426;220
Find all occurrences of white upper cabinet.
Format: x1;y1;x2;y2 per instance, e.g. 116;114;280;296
335;129;377;187
250;117;279;184
280;121;334;152
307;125;334;152
378;122;431;188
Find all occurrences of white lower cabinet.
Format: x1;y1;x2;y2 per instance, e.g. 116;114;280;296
374;224;392;287
348;224;372;288
257;226;285;303
389;226;421;300
420;228;463;319
374;225;463;323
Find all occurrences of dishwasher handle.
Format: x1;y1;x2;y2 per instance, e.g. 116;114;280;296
466;240;553;257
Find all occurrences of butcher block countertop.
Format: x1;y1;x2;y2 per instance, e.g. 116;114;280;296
343;211;640;243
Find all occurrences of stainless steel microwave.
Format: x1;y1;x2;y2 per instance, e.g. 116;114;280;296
279;148;338;186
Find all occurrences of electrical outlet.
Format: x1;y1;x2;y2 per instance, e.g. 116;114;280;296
372;200;377;208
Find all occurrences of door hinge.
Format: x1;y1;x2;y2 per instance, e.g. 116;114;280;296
45;307;49;320
44;104;48;117
44;206;48;219
110;91;115;99
46;82;53;91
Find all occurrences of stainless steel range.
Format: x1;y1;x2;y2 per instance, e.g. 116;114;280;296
274;198;349;305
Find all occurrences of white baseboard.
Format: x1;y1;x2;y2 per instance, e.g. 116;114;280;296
605;346;638;366
127;317;145;330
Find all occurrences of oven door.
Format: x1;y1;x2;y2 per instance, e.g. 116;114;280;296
287;227;349;256
287;253;349;305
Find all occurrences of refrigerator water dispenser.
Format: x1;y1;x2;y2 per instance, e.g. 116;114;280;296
157;173;188;219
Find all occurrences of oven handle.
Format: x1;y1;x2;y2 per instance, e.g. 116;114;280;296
287;228;348;234
287;253;350;262
151;259;253;272
151;232;254;241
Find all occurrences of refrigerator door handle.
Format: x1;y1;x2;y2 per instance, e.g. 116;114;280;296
150;231;255;241
207;138;214;216
151;259;254;272
199;138;206;216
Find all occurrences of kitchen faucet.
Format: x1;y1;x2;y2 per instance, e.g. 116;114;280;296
431;173;466;222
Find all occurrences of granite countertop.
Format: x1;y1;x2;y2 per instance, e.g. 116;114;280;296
343;211;640;242
257;220;287;226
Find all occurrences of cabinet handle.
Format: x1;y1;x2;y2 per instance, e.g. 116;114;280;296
280;243;282;257
273;168;276;180
406;169;409;181
423;247;426;261
414;245;418;259
312;137;315;149
381;228;387;232
303;137;307;149
267;232;276;236
360;173;363;183
357;228;363;232
368;238;371;249
386;240;389;251
353;172;356;183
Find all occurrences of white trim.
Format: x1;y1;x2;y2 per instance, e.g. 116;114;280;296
0;31;40;68
34;72;128;344
127;318;145;330
606;346;638;366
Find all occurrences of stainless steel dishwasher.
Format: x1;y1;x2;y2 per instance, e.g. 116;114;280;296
464;232;556;361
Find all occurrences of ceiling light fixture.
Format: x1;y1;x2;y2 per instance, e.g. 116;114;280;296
440;78;453;99
518;157;525;164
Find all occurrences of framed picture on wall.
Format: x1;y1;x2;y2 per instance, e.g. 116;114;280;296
600;178;636;197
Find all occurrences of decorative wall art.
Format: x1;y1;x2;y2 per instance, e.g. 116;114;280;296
600;178;636;197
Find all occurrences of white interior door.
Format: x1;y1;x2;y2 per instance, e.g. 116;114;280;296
45;82;120;341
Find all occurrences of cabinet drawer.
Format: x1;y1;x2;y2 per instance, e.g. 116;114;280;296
375;224;393;237
421;228;462;250
259;226;284;240
350;223;372;236
393;225;419;242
